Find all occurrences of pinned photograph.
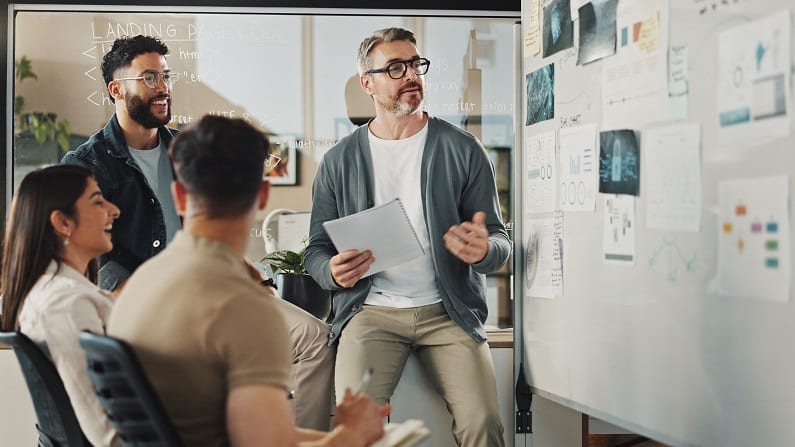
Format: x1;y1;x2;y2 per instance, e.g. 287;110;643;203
598;129;639;195
525;64;555;126
265;138;298;185
577;0;618;65
543;0;574;58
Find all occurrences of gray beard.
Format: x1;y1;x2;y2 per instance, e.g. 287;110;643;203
384;97;421;116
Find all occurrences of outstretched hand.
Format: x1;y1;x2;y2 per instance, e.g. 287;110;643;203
443;211;489;264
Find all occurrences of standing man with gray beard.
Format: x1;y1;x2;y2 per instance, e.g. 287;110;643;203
306;27;510;446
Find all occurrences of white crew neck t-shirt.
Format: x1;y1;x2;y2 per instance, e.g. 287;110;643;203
365;122;441;308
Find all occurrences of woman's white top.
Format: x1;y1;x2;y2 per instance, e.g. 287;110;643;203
18;260;120;447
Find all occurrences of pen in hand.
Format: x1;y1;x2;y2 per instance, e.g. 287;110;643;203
355;367;374;394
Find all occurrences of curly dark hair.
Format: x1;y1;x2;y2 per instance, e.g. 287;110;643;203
101;35;169;103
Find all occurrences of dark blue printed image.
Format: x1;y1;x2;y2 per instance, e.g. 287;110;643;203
599;129;640;196
543;0;574;58
525;64;554;126
577;0;618;65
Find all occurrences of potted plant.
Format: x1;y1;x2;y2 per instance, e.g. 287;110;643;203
262;240;331;321
15;55;72;154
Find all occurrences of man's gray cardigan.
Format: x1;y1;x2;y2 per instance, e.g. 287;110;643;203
305;117;511;345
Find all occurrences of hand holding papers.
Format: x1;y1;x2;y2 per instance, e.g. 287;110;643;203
322;198;424;278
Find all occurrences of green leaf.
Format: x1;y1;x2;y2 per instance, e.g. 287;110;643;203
14;96;24;115
56;132;70;152
262;249;308;275
15;56;37;82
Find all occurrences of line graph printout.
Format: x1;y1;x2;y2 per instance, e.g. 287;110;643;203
525;131;558;214
644;123;701;232
559;124;598;211
601;0;670;129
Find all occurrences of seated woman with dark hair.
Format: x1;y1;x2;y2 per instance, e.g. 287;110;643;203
0;165;121;447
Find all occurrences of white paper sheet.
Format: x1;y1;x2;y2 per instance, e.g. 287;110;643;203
668;44;689;120
718;176;791;302
524;0;541;57
601;0;670;129
525;131;558;214
277;212;311;253
717;10;791;148
558;124;598;211
525;211;564;299
644;123;701;231
322;198;424;277
602;194;635;264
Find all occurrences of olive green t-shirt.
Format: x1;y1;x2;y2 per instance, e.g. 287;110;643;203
108;231;291;447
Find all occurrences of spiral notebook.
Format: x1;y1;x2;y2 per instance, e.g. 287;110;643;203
322;198;424;278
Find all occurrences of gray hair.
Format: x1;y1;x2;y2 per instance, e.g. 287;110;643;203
357;27;417;75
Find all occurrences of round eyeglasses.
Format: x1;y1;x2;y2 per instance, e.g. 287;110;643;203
115;71;180;89
365;58;431;80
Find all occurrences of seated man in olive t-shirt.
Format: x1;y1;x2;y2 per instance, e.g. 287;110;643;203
109;115;389;446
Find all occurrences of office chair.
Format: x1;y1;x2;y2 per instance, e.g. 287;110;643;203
0;331;92;447
78;331;183;447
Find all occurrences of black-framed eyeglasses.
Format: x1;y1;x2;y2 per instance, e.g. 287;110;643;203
365;58;430;80
115;71;179;89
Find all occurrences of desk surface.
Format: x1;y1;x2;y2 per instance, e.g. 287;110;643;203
486;329;513;349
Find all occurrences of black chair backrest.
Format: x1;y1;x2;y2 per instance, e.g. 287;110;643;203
78;331;183;447
0;331;92;447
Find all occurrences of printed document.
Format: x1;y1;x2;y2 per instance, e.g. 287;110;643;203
322;198;424;277
718;176;791;302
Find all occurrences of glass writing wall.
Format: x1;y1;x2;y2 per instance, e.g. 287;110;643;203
11;9;517;327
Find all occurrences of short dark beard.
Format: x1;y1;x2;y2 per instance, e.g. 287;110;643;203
126;94;171;129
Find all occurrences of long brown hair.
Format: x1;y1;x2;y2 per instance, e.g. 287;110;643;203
1;165;98;331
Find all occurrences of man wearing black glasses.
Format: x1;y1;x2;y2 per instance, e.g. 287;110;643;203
63;35;336;432
306;27;509;446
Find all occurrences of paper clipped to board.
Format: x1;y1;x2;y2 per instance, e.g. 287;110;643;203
322;198;425;278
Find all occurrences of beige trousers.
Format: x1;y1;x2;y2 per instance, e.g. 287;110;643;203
335;303;505;447
274;297;335;431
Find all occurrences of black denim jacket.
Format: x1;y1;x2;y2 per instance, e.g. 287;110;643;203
61;115;178;291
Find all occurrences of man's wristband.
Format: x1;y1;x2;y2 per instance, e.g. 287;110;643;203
260;278;278;290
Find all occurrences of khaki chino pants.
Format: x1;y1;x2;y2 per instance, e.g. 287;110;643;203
275;297;336;431
335;302;505;447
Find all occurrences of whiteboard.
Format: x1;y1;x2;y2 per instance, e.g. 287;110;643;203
517;1;795;446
